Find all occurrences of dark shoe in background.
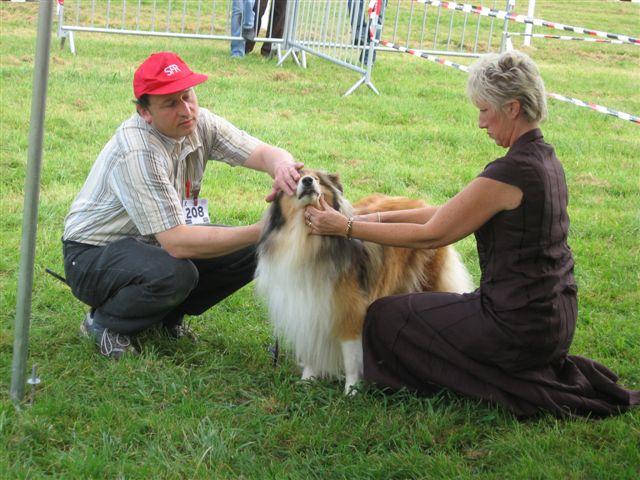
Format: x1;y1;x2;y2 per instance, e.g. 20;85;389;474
242;27;256;42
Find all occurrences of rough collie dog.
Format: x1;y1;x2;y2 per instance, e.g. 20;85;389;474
255;170;473;395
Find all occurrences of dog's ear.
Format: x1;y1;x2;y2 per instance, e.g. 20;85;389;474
326;173;343;193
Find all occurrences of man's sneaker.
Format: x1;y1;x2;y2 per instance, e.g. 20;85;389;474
80;311;138;360
165;322;199;344
242;27;256;42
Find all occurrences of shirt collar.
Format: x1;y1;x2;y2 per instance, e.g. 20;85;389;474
133;114;202;156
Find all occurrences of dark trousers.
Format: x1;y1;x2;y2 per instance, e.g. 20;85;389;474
63;237;257;335
245;0;287;55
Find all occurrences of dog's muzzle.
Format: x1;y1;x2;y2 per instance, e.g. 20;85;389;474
297;176;320;201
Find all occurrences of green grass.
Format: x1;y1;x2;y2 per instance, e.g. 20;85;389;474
1;0;639;478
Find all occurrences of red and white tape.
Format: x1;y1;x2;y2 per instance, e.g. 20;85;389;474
368;0;382;40
380;40;640;125
415;0;640;46
507;33;626;45
379;40;470;72
547;93;640;125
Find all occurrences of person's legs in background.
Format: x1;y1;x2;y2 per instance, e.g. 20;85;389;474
231;0;256;57
242;0;256;40
347;0;386;65
261;0;287;57
245;0;268;55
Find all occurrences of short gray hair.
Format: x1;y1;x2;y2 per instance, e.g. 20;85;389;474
467;50;547;123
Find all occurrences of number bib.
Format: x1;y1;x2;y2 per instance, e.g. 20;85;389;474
182;199;210;225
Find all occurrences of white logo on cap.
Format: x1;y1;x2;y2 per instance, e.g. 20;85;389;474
164;64;181;76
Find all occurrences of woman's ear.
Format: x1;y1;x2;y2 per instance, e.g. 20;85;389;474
506;99;521;120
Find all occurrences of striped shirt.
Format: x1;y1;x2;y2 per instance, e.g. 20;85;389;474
63;108;261;246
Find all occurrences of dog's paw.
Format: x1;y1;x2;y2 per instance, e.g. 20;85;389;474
344;381;361;396
301;365;318;381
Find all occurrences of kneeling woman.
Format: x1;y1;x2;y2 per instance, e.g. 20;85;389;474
305;50;639;417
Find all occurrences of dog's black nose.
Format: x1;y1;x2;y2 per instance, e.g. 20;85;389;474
301;176;313;187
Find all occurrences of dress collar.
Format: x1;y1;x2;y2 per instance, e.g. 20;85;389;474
507;128;543;155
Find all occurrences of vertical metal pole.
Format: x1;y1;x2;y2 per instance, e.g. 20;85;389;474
499;0;515;53
180;0;187;33
445;9;454;50
405;0;414;47
91;0;96;28
392;0;400;44
524;0;535;47
459;11;469;52
419;2;428;49
10;0;54;405
136;0;142;31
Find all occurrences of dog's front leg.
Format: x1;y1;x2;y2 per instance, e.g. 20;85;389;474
301;365;318;381
341;338;363;396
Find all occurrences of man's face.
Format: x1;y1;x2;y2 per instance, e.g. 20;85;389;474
138;88;199;139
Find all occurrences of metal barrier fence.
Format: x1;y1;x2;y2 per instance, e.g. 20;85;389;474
278;0;385;96
56;0;516;96
57;0;288;58
381;0;514;57
279;0;514;96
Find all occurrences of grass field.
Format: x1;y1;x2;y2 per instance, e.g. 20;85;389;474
1;0;639;478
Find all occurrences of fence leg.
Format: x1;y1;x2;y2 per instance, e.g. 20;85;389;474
277;0;300;66
524;0;536;47
343;76;366;96
365;80;380;95
499;0;515;53
58;30;76;55
56;2;76;55
67;31;76;55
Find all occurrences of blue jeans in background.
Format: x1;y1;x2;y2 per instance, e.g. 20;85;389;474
348;0;386;65
231;0;256;57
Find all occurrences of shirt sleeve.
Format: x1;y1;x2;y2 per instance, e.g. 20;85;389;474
108;150;185;236
198;108;262;166
477;156;523;190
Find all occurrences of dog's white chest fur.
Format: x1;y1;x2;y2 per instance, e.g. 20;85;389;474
256;214;345;377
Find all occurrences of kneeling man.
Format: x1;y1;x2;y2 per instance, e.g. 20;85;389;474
62;52;302;359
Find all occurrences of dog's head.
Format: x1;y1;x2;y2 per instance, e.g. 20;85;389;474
261;169;350;242
294;169;344;211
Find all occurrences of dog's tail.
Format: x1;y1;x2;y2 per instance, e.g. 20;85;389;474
435;247;475;293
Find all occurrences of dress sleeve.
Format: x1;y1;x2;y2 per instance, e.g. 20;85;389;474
477;156;523;190
109;150;185;236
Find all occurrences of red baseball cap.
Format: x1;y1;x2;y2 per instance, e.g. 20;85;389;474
133;52;208;98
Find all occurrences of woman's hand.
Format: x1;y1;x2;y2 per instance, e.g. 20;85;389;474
305;195;349;236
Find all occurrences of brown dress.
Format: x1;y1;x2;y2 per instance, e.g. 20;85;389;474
363;129;639;417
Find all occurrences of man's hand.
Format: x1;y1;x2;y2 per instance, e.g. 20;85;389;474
242;144;304;202
265;160;304;202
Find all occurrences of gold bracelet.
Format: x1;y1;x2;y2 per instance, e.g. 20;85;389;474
346;217;354;239
376;211;382;223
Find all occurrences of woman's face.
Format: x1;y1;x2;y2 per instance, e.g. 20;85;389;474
475;99;513;148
